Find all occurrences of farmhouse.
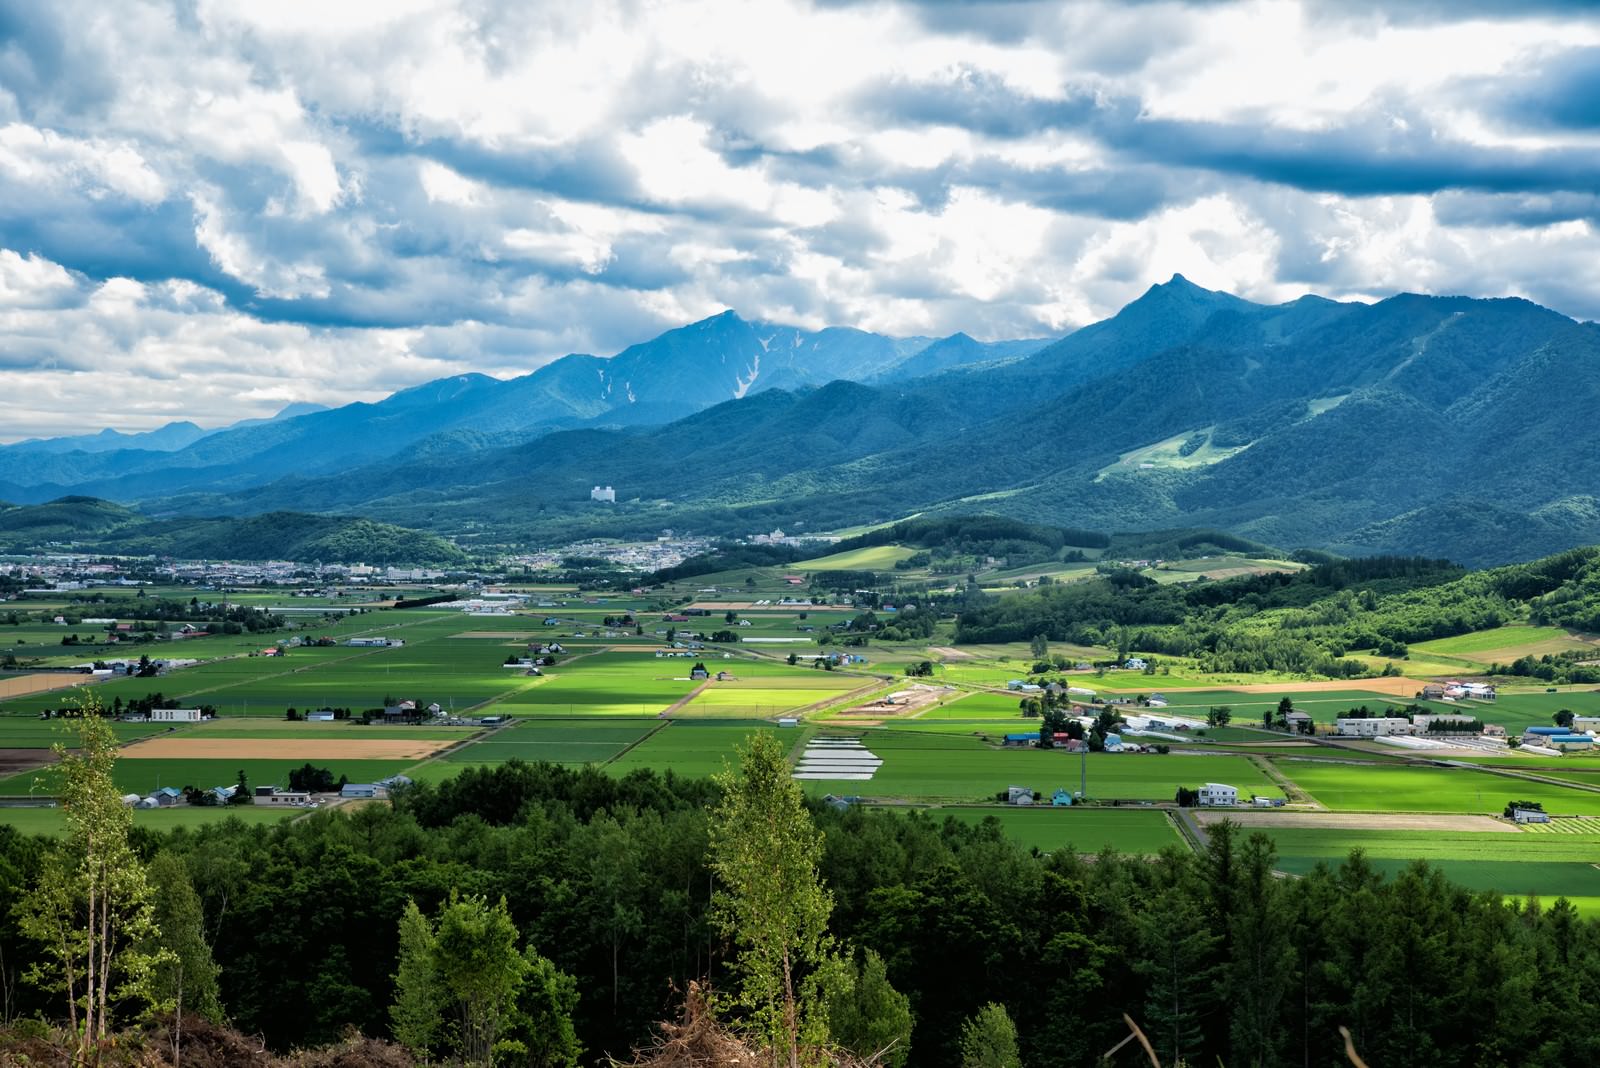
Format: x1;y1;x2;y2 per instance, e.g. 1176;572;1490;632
1335;717;1415;737
255;788;312;806
1007;785;1035;806
1124;658;1148;670
1051;788;1074;806
1197;783;1238;807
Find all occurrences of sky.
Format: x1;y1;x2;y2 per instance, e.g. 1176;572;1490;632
2;0;1599;440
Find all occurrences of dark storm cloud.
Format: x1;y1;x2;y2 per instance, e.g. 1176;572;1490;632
1106;113;1600;197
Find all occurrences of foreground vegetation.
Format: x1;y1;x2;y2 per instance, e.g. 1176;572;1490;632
4;754;1600;1067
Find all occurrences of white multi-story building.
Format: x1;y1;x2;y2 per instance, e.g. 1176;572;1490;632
590;485;616;502
1198;783;1238;807
1334;717;1415;737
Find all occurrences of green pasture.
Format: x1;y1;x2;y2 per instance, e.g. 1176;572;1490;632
1273;761;1600;815
789;545;918;572
606;721;777;779
918;691;1033;720
443;719;659;766
928;806;1181;854
0;804;301;836
0;717;179;748
1413;626;1595;659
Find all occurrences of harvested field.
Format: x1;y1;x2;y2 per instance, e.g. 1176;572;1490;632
119;738;450;760
929;646;975;661
0;674;89;699
0;748;52;777
1193;810;1519;833
841;684;949;717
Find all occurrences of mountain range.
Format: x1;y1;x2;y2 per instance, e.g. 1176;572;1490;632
5;278;1600;566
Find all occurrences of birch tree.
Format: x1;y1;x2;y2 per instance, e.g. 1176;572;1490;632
14;704;167;1061
709;732;843;1068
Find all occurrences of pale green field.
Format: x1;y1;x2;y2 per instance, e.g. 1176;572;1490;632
789;545;919;572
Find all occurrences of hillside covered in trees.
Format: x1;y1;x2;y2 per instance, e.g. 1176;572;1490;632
954;546;1600;679
0;498;468;564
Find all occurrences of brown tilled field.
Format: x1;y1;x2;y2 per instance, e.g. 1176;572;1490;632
0;748;53;777
120;738;450;760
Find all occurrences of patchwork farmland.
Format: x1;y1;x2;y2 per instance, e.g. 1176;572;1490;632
7;572;1600;916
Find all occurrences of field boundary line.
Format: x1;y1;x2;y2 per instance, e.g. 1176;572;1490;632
657;681;714;718
1252;755;1321;808
605;721;671;766
1435;759;1600;796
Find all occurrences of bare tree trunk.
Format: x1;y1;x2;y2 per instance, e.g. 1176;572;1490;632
174;961;184;1068
782;950;799;1068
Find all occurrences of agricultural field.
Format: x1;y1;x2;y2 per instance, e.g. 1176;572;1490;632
798;730;1283;804
1272;760;1600;815
1256;826;1600;915
928;806;1182;854
789;544;920;572
606;721;777;779
0;756;418;797
0;805;302;836
443;718;659;767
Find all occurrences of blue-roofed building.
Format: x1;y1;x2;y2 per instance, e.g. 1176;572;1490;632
1051;789;1073;806
1549;734;1595;751
1003;733;1035;747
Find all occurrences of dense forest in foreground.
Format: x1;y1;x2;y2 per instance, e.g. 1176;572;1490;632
4;749;1600;1068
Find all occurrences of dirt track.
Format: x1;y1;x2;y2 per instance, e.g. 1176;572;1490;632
120;738;450;760
1193;810;1518;832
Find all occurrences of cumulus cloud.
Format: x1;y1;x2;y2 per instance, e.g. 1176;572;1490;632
0;0;1598;439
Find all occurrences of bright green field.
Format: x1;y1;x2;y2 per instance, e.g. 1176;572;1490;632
1274;761;1600;815
790;545;918;572
1412;626;1589;657
0;805;301;835
930;806;1181;854
1258;827;1600;914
